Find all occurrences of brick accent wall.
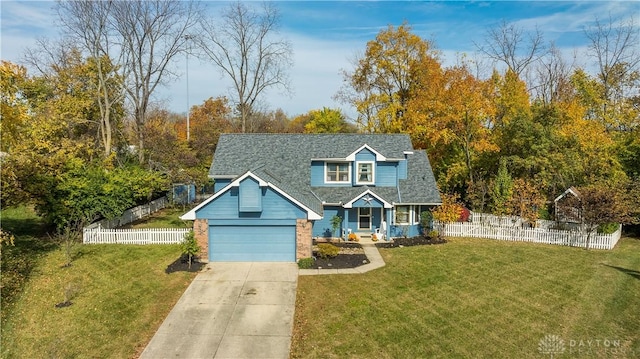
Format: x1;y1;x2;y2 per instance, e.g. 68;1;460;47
193;219;209;262
296;219;312;260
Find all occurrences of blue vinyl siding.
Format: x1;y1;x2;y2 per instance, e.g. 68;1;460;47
312;206;343;238
239;178;262;212
195;186;306;220
354;149;376;161
209;224;295;262
398;159;408;180
350;196;384;208
390;224;421;238
214;179;231;192
376;162;397;186
310;161;325;186
345;208;358;231
371;208;383;232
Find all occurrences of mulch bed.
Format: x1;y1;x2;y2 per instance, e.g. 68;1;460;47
306;237;447;269
309;241;368;269
311;254;370;269
376;235;446;248
165;255;206;273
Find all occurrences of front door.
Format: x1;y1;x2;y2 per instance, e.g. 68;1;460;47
358;207;371;230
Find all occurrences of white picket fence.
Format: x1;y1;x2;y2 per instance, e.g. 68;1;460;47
470;212;561;229
85;196;169;230
83;226;189;245
435;220;622;250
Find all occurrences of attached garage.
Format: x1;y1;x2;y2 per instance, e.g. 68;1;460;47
180;171;321;262
209;224;296;262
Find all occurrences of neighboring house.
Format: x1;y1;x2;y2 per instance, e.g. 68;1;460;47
554;186;582;223
181;134;441;262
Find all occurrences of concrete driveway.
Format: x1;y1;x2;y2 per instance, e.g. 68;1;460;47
139;262;298;359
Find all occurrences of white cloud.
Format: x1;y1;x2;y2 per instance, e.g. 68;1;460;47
4;1;637;120
1;1;53;30
0;1;54;61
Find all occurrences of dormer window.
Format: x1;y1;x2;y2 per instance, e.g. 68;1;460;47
326;162;350;183
356;161;375;185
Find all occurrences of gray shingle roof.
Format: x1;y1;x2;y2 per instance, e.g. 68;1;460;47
210;134;441;208
399;150;442;204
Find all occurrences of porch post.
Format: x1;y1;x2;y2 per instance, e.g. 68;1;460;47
386;208;392;239
343;207;349;237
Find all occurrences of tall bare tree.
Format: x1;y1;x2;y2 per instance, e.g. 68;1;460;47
531;44;576;105
198;1;292;133
110;0;201;162
584;15;640;130
54;0;202;162
57;0;123;158
476;20;547;77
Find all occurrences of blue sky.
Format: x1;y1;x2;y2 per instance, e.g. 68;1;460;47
1;1;639;118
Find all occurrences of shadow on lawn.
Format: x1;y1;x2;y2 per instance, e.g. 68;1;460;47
1;209;59;318
601;264;640;281
165;255;206;274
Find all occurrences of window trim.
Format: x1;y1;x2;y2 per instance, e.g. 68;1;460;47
355;161;375;185
414;205;423;223
325;162;351;183
394;205;411;225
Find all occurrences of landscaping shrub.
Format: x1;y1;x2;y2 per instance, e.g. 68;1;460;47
317;243;340;259
297;257;314;269
420;211;433;234
180;230;200;269
597;222;619;234
428;230;440;239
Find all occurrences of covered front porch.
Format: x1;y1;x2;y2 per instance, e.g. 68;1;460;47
312;189;429;241
343;205;390;240
339;190;392;241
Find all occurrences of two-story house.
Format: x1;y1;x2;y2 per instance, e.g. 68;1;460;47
181;133;441;262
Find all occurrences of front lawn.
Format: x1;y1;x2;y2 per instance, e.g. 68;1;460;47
291;236;640;358
1;207;197;359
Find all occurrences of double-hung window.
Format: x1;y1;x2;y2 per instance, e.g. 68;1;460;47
394;205;410;224
326;163;350;183
356;162;374;185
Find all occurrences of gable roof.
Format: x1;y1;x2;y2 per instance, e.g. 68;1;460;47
343;189;393;209
181;170;322;220
209;133;441;207
554;186;581;203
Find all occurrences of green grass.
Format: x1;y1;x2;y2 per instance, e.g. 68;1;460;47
1;206;198;359
123;207;192;229
1;206;56;321
291;237;640;358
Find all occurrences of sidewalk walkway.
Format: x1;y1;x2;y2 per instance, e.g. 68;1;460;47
298;242;385;275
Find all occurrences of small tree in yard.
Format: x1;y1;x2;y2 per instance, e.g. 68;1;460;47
420;211;433;235
181;230;200;269
566;182;636;250
432;193;465;223
507;178;545;226
330;215;342;238
490;159;513;216
56;224;81;268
